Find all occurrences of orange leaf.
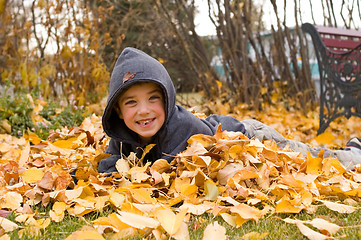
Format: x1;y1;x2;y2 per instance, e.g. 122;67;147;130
306;150;323;175
275;196;303;213
313;132;336;145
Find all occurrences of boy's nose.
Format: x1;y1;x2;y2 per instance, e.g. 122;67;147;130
138;102;151;114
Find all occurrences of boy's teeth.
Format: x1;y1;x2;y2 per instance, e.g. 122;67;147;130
138;119;152;125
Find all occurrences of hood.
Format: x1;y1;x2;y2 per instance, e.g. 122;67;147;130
102;47;176;141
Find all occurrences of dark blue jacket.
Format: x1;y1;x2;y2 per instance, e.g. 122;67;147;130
98;47;246;173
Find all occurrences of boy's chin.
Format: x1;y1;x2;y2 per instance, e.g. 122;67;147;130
138;134;154;143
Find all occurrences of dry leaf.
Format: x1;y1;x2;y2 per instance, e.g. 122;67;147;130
241;232;269;239
117;211;160;230
1;191;23;211
64;226;106;240
317;199;356;213
220;213;237;227
115;158;130;175
203;179;219;201
0;216;19;232
296;222;333;240
21;168;45;184
202;221;227;240
155;207;188;236
308;218;341;235
172;221;190;240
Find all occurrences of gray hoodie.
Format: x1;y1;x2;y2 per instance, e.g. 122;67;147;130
99;47;246;173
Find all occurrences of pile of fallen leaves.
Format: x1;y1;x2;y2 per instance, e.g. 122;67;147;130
1;109;361;239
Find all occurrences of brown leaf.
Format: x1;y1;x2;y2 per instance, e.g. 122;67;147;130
38;172;55;190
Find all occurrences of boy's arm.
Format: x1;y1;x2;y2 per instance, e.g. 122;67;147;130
98;155;121;173
205;114;247;134
98;138;122;173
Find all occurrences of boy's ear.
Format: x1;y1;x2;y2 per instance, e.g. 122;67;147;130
114;105;123;119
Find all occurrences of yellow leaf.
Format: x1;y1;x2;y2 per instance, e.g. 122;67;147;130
33;218;51;229
64;187;84;201
18;141;30;167
20;63;29;87
0;216;19;232
150;159;171;173
52;137;78;149
202;221;227;240
306;151;323;175
93;213;130;231
317;199;356;213
130;188;157;204
296;222;330;240
203;179;218;201
313;132;336;145
220;213;237;227
109;192;125;209
117;211;160;229
217;163;243;185
180;183;198;197
0;119;11;133
27;132;42;145
139;144;156;162
241;232;269;239
181;140;211;157
0;142;12;153
187;134;216;149
232;168;260;182
260;87;268;95
115;158;130;175
216;80;222;88
230;203;263;222
65;226;105;240
0;234;10;240
179;203;212;216
21;168;44;184
275;196;303;213
1;192;22;210
172;221;190;240
49;202;68;222
155;207;188;236
308;218;341;235
322;157;346;175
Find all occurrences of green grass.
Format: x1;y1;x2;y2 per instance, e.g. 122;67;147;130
5;205;361;239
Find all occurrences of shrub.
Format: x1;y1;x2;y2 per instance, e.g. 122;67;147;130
0;81;87;139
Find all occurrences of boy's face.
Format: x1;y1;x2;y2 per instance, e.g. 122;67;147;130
116;82;165;143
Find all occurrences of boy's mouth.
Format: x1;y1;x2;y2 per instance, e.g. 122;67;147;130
137;118;154;126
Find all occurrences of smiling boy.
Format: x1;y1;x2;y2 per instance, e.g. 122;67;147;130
99;47;247;173
114;82;165;145
98;47;361;173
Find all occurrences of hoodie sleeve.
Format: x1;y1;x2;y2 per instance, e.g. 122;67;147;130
158;106;215;161
105;138;121;155
205;114;247;134
98;138;122;173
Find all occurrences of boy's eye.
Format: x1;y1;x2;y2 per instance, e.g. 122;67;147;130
124;100;136;105
149;95;161;101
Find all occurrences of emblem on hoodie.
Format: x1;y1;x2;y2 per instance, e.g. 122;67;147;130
123;72;136;83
